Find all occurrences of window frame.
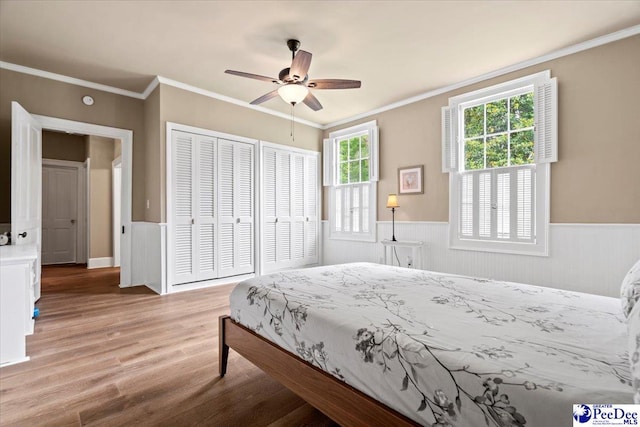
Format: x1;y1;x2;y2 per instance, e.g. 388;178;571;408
326;120;378;242
445;71;554;256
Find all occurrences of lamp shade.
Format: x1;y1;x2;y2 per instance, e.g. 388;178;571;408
278;83;309;104
386;194;399;208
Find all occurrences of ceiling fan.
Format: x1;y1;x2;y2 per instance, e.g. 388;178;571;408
225;39;361;111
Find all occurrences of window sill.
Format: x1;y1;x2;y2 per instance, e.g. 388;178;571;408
329;234;377;243
449;239;549;257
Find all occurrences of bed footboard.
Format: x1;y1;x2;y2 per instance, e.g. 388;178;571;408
218;315;417;427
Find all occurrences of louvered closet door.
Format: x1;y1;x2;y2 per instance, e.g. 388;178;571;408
195;135;217;280
290;153;306;266
276;150;292;265
218;139;255;277
262;147;278;270
172;130;197;285
303;154;319;264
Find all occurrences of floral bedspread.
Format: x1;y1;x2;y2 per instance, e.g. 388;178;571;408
229;263;632;426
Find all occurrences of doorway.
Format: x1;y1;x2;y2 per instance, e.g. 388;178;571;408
36;115;132;287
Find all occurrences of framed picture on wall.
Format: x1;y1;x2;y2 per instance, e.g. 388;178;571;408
398;165;424;194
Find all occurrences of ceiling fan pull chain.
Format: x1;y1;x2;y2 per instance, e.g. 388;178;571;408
291;103;295;141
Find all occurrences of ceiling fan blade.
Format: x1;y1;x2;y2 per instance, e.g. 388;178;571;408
302;92;323;111
307;79;361;89
225;70;278;83
289;50;312;81
250;89;280;105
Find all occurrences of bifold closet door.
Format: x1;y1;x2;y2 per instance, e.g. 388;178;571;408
304;155;319;264
261;147;319;273
171;130;218;285
262;147;278;270
218;139;255;277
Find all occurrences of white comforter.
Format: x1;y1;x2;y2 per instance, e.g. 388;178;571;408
230;263;632;426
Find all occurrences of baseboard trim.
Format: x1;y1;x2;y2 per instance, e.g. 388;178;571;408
88;257;114;269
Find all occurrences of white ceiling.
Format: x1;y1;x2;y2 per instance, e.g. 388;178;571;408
1;1;639;126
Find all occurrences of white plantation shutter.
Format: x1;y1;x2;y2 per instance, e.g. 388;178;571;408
478;172;491;238
368;126;379;181
458;166;534;243
441;106;458;173
496;172;510;239
534;77;558;164
516;168;533;240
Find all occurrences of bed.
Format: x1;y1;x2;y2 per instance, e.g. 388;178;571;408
220;262;633;426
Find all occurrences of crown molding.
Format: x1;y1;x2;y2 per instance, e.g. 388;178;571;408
322;24;640;130
0;61;146;99
156;76;323;129
141;76;160;99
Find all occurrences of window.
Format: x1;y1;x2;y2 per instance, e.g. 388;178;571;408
442;71;557;255
324;120;378;241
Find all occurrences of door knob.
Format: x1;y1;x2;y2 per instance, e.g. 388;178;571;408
71;219;76;224
18;232;27;238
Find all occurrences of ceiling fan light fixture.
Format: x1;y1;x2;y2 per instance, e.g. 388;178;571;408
278;83;308;105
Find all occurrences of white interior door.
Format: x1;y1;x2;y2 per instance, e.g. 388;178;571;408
42;165;78;265
112;160;121;268
11;101;42;301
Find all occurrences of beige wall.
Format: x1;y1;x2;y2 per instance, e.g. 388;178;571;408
114;139;122;159
324;35;640;224
0;68;146;223
42;130;86;162
88;135;116;259
156;84;324;222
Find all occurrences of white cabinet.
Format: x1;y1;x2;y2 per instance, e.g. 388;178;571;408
169;130;255;287
0;244;36;367
261;144;320;273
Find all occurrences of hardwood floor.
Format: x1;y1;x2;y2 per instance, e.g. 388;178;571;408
0;265;337;426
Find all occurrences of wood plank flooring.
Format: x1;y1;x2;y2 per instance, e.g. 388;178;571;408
0;265;337;426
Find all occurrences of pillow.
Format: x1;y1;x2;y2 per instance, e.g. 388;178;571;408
629;302;640;403
621;259;640;319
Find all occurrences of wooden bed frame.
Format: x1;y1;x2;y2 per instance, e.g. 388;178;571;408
219;315;418;427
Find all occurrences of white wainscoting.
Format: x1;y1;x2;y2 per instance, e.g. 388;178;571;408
322;221;640;297
131;222;166;295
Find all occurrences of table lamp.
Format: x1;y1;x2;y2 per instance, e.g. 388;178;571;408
386;194;399;241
